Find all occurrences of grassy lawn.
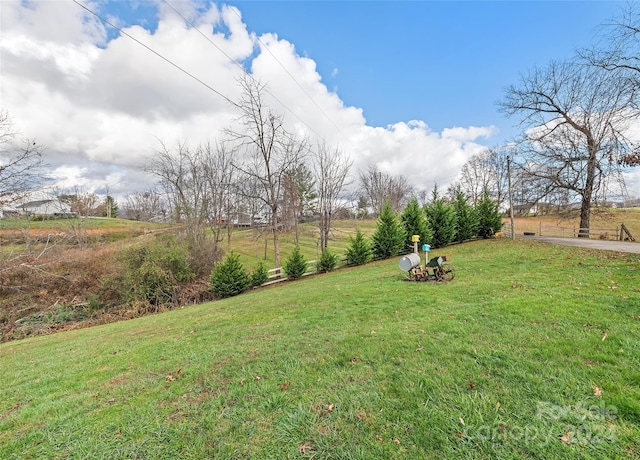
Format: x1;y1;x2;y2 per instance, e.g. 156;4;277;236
228;219;377;269
1;238;639;458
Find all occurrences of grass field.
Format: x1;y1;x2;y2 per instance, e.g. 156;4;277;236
511;208;640;240
2;238;639;458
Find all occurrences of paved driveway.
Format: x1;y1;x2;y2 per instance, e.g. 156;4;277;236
526;236;640;254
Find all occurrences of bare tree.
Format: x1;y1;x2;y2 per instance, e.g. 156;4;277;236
358;165;413;216
455;147;510;205
122;190;167;222
582;3;640;167
145;140;236;252
227;75;308;268
582;3;640;82
500;59;636;235
313;142;352;251
0;110;45;207
200;141;236;250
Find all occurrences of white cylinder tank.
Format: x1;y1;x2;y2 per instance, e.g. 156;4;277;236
398;253;421;272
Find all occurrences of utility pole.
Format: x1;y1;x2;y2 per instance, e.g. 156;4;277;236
507;155;515;239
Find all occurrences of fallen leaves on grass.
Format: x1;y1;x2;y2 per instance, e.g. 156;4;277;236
298;444;314;453
594;385;602;397
166;368;183;382
280;382;290;391
559;431;573;445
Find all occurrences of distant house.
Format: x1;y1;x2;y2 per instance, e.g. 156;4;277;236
0;207;19;219
18;199;73;217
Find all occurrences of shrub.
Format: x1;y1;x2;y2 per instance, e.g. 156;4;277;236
135;260;177;305
476;189;503;238
118;237;195;305
187;238;224;277
284;246;307;280
210;252;250;298
424;186;456;248
401;198;432;252
316;249;338;273
345;229;372;266
453;190;478;243
250;260;269;287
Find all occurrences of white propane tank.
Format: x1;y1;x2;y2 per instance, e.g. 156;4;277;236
398;253;421;272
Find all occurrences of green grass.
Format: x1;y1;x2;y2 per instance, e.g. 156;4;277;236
1;238;640;458
227;220;377;269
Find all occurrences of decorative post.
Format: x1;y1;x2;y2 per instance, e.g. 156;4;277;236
422;243;431;268
411;235;420;254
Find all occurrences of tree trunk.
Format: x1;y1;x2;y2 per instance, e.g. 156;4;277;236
272;208;280;271
579;142;598;238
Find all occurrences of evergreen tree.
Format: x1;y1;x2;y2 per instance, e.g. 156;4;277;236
453;190;478;243
283;246;307;280
476;189;503;238
316;249;338;273
424;186;456;248
345;229;372;266
371;201;406;259
250;260;269;287
210;252;250;298
401;198;432;251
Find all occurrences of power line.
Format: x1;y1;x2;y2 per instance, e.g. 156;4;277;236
225;4;350;141
161;0;340;143
72;0;239;109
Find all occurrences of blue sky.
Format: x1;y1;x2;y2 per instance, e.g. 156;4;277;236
1;0;635;198
101;1;624;140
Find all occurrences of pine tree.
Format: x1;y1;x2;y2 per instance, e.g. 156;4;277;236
424;186;456;248
371;201;406;259
316;249;338;273
283;246;307;280
401;198;432;251
250;259;269;287
345;229;372;266
453;190;478;243
210;252;250;298
476;189;503;238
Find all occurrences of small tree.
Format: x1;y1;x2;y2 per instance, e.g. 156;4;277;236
371;201;406;259
401;198;432;251
283;246;307;280
250;260;269;287
453;190;478;243
476;190;503;238
424;187;456;248
210;252;250;298
316;249;338;273
345;229;372;266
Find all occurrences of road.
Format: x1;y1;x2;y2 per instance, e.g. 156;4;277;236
526;236;640;254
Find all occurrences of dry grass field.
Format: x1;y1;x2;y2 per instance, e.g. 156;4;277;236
507;208;640;240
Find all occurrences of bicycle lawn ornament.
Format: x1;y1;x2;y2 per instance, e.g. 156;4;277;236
398;237;455;282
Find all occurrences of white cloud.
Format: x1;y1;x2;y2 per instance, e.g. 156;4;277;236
0;0;496;201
